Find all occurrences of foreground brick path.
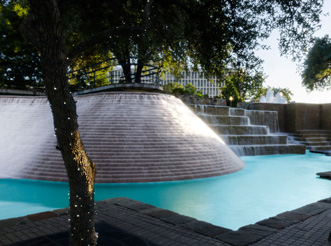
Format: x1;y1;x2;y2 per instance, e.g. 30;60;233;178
252;209;331;246
0;198;228;246
0;197;331;245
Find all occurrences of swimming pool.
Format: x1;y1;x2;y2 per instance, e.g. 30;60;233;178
0;152;330;230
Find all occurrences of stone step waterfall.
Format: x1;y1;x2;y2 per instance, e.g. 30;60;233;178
292;130;331;155
194;105;305;156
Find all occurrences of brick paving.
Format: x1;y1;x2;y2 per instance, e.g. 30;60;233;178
0;198;228;246
251;209;331;246
0;197;331;246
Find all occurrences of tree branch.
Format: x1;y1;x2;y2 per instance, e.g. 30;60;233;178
158;0;192;14
20;15;41;49
67;0;154;65
158;0;217;17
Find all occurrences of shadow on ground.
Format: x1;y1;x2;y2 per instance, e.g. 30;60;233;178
11;221;157;246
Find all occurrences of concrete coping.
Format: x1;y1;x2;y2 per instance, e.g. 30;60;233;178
72;83;163;95
1;196;331;246
317;171;331;179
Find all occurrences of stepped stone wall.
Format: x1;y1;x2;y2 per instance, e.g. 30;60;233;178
195;105;305;156
238;102;331;133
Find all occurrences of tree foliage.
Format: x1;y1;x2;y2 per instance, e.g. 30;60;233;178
68;57;116;89
221;68;265;106
58;0;323;85
163;82;206;97
0;0;33;67
2;0;324;86
0;0;41;89
272;87;293;102
220;68;294;105
302;35;331;91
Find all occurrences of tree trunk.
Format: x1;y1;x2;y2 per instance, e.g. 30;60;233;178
26;1;97;245
119;57;132;83
135;59;144;83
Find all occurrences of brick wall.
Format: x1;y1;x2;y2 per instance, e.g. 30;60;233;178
238;102;330;133
321;104;331;130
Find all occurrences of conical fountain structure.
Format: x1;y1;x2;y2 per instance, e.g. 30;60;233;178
0;92;244;183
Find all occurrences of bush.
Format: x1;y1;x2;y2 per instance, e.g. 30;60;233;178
164;82;201;96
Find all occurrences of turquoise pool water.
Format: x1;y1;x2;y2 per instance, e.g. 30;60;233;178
0;152;330;230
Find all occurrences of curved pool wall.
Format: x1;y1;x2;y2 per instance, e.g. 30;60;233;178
0;92;244;183
1;152;330;230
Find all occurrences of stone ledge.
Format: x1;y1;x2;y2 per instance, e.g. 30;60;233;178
1;196;331;246
291;201;331;216
319;197;331;204
72;83;163;95
215;230;263;246
105;197;157;212
317;171;331;180
26;211;58;222
161;214;196;225
277;211;310;221
0;217;30;229
52;207;70;216
256;216;300;229
239;224;277;237
181;220;232;237
141;208;178;219
113;197;331;245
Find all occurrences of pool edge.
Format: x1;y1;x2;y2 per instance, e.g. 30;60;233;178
1;196;331;245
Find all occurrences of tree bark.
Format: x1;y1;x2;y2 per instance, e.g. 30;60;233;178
119;57;132;83
135;59;144;83
25;0;97;245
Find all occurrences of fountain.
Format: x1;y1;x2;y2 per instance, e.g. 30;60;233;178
0;92;245;183
195;105;305;156
259;90;287;104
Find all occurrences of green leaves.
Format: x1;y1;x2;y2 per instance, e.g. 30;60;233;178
163;82;203;97
221;68;266;105
0;0;41;88
1;0;325;92
302;36;331;91
12;2;28;17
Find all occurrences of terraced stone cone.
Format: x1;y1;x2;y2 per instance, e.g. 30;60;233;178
0;92;245;183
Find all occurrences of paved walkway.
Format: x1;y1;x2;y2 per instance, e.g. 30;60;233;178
0;197;331;245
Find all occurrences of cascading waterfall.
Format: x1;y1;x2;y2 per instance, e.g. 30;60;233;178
196;105;305;156
0;92;245;183
245;110;279;133
227;108;285;155
0;97;54;178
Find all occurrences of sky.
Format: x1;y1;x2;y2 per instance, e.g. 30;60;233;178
255;1;331;104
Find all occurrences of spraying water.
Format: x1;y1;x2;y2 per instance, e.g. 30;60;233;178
0;92;245;183
259;90;287;104
0;97;54;178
